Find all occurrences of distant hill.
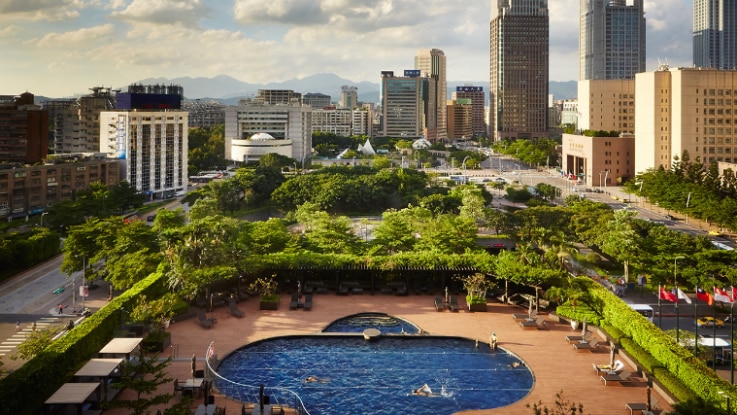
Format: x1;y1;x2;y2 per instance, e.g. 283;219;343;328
132;74;578;104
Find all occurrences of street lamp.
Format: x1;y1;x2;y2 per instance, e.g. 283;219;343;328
719;390;732;415
40;212;48;227
674;256;684;343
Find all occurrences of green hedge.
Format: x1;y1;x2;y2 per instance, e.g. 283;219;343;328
557;279;737;410
0;272;166;415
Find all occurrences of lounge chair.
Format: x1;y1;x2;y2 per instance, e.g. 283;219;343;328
572;338;599;351
600;370;632;385
289;293;299;310
197;311;216;329
593;360;624;375
303;294;313;311
434;296;446;311
449;296;459;312
174;379;183;395
625;403;648;415
338;283;349;295
513;313;531;320
565;334;586;343
228;299;245;318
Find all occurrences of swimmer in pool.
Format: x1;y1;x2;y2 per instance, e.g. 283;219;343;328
413;384;433;396
510;361;524;368
305;376;329;383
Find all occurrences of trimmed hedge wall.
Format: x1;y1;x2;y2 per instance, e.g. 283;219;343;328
558;279;736;408
0;272;166;415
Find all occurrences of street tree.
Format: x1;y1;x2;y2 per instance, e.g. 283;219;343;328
596;209;641;282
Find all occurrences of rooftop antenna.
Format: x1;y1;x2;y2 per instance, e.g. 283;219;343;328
657;58;670;71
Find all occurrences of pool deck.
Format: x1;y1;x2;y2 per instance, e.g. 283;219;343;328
105;293;675;415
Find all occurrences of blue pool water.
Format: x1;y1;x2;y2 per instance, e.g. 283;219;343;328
214;335;534;415
323;313;419;334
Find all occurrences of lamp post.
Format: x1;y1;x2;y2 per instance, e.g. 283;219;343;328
82;255;87;310
674;256;684;343
604;169;610;191
719;390;732;415
599;171;603;190
40;212;48;227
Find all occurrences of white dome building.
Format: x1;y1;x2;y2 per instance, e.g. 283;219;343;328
230;132;293;164
412;138;432;150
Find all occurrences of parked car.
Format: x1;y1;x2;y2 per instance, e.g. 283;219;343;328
494;177;507;184
697;316;724;328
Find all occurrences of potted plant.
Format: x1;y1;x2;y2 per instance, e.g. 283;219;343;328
457;273;496;312
131;293;178;352
250;274;280;310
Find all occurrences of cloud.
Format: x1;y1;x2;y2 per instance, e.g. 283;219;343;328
0;0;82;21
111;0;211;26
35;24;115;47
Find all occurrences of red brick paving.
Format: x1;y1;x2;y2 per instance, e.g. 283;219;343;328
104;293;674;415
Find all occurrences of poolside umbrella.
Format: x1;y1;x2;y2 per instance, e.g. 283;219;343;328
528;299;533;320
191;354;196;379
581;317;587;337
609;342;616;366
445;286;449;303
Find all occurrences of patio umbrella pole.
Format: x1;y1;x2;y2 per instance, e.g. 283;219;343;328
694;299;698;355
732;302;734;385
714;305;718;370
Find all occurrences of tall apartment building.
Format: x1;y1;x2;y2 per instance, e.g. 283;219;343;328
379;71;427;139
303;93;332;109
183;99;226;128
340;86;359;109
352;105;374;137
0;92;48;164
224;100;312;165
635;67;737;173
577;80;636;133
693;0;737;69
415;48;448;142
453;86;487;137
580;0;646;80
46;87;116;154
446;99;473;140
489;0;549;141
99;110;188;198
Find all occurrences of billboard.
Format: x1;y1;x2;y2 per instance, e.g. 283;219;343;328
456;86;484;92
404;69;421;78
116;93;182;110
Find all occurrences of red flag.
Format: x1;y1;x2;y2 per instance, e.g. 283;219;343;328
731;286;737;302
659;286;677;302
696;287;714;305
714;287;733;303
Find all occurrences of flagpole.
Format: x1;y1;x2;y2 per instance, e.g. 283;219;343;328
675;283;680;344
658;284;662;328
731;300;734;385
694;286;699;355
714;295;718;370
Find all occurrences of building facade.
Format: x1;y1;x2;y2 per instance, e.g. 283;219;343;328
340;86;359;109
447;99;473;141
415;48;448;142
635;67;737;173
380;71;426;139
183;99;226;128
0;155;120;220
693;0;737;69
453;86;487;137
352;106;374;137
562;133;635;187
0;92;48;164
311;108;353;137
303;93;332;109
253;89;302;105
100;110;188;198
224;100;312;165
580;0;646;81
578;79;636;133
490;0;549;141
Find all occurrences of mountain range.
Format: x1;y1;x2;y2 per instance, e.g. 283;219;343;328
132;73;577;104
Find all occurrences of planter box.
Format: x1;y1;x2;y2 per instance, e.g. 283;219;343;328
468;303;487;312
259;301;278;310
142;332;171;353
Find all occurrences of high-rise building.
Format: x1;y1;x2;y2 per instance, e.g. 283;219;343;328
693;0;737;69
253;89;302;105
415;48;448;142
446;99;473;141
580;0;646;80
577;80;635;133
303;93;332;109
340;86;359;109
453;86;487;137
489;0;549;141
46;87;116;154
0;92;48;164
380;71;426;138
100;110;189;198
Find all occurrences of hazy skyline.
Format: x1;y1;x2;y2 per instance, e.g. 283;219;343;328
0;0;693;98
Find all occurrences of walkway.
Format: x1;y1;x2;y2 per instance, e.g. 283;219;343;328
104;293;674;415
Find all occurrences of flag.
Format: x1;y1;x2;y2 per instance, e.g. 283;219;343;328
659;286;677;302
714;287;733;303
732;286;737;302
676;288;692;304
696;287;714;305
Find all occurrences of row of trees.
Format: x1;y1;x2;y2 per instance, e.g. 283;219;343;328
626;153;737;232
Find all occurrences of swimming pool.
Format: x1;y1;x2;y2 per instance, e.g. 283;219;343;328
213;319;533;415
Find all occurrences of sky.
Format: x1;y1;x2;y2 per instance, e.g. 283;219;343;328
0;0;694;98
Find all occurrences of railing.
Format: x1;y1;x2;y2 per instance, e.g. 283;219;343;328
205;342;311;415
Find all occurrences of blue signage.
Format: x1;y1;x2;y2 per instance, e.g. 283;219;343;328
404;69;421;77
456;86;483;92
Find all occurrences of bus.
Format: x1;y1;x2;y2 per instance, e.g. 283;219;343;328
627;304;654;322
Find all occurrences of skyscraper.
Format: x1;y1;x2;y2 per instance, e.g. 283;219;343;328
489;0;549;141
580;0;646;80
415;48;447;142
693;0;737;69
380;70;426;138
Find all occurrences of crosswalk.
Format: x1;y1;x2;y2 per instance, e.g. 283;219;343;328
0;317;65;357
